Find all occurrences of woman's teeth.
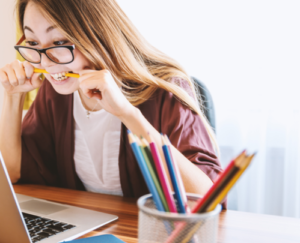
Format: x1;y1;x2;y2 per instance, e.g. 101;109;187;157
50;72;68;81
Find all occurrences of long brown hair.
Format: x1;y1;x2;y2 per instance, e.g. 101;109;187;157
16;0;218;153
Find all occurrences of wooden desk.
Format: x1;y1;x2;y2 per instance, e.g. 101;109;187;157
14;184;300;243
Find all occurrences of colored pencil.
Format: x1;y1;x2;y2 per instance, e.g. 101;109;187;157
164;136;198;243
193;150;246;213
34;68;80;78
137;137;169;212
181;153;255;243
206;153;255;212
165;151;248;243
129;130;254;242
140;137;159;183
147;135;178;213
164;135;190;213
181;221;202;243
127;131;164;212
161;135;186;214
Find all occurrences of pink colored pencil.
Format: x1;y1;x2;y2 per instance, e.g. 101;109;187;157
148;135;177;213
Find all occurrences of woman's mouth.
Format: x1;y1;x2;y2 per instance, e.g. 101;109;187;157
49;72;71;85
50;72;68;81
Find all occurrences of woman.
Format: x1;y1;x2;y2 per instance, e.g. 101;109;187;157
0;0;222;199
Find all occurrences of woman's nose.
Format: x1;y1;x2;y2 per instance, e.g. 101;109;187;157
40;53;56;68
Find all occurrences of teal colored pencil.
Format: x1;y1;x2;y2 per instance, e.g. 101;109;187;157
128;132;164;211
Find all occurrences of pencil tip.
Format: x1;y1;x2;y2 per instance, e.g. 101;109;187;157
127;131;134;144
161;134;167;144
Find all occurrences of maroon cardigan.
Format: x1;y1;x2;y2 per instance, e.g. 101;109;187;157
19;78;224;203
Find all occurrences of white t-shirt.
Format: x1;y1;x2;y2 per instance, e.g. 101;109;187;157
73;91;123;196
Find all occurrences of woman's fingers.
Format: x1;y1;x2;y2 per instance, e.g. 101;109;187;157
79;78;99;98
31;73;43;89
79;70;112;87
0;70;13;91
23;61;42;88
23;61;34;81
77;69;132;117
77;69;96;77
83;89;102;100
79;70;122;101
0;60;43;94
4;63;19;87
78;69;112;82
12;60;26;85
78;70;104;99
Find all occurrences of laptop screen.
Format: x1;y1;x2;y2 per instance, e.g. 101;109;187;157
0;151;32;243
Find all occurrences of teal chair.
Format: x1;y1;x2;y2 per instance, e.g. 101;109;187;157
191;77;216;132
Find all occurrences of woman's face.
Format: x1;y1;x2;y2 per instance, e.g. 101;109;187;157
23;2;93;94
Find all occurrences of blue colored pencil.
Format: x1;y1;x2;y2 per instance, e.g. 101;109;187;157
161;135;186;214
164;135;190;213
127;131;165;212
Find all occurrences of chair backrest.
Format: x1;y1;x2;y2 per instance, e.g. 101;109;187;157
191;77;216;132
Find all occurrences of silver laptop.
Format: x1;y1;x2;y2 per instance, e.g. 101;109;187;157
0;152;118;243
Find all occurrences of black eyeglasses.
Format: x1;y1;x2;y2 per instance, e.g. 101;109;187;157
14;45;75;64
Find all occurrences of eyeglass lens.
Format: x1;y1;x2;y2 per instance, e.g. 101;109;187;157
19;48;40;63
18;47;73;64
46;48;73;63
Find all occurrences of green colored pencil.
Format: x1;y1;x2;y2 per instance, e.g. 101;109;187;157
135;136;170;212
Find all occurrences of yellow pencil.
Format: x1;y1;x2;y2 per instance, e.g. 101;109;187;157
181;221;202;243
34;68;80;78
181;153;255;243
206;153;255;212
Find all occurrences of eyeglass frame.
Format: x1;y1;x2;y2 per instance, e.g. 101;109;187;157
14;34;75;65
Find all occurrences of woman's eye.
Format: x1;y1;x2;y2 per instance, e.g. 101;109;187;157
54;40;69;45
25;41;38;46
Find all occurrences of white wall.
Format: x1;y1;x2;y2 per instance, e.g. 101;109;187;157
116;1;300;216
117;0;300;115
0;0;16;114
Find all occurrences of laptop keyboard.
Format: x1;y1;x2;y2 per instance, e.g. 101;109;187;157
22;212;76;242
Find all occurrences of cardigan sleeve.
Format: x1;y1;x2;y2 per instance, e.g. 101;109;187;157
18;81;58;186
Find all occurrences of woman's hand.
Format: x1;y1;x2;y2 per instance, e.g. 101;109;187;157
0;60;42;183
0;60;43;95
78;69;135;118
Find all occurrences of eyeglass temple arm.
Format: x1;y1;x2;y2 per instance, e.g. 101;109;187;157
16;34;25;45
